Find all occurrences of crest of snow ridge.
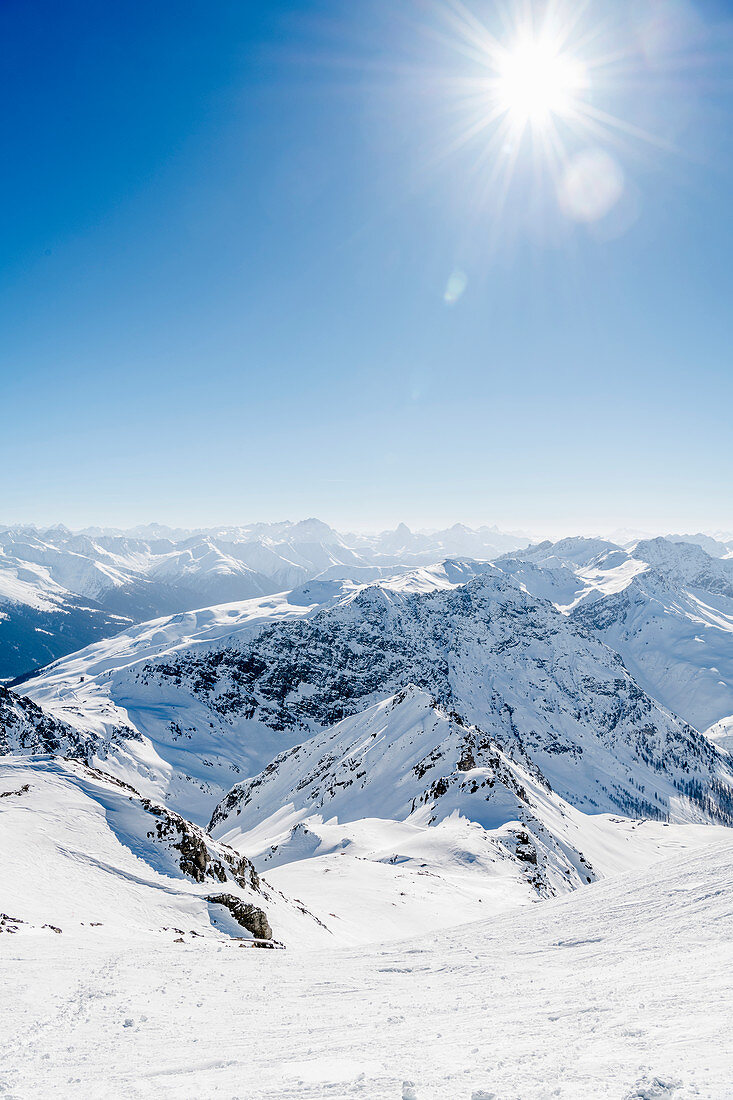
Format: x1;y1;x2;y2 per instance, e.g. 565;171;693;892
208;686;599;897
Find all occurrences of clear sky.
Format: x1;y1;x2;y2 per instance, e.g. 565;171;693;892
2;0;732;536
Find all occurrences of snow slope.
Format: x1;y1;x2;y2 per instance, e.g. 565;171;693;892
3;534;733;1097
14;588;353;822
0;683;110;758
574;569;733;735
0;755;329;947
209;686;602;939
209;686;733;944
2;840;732;1098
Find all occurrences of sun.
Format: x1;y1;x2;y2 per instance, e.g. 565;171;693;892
428;1;660;223
495;36;587;129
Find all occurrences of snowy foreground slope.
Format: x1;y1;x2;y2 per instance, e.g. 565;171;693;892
2;841;732;1099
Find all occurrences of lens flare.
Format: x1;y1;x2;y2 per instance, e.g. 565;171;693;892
558;148;625;223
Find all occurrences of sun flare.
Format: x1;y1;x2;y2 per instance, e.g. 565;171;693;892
495;37;586;129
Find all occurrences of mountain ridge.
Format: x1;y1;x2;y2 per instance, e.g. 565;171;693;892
15;563;733;830
0;521;528;680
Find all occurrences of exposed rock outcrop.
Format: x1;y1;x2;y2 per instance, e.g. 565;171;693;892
206;894;272;940
139;795;260;891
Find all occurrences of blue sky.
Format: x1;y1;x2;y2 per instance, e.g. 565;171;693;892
2;0;732;535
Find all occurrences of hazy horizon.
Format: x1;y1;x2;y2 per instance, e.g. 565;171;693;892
2;513;732;546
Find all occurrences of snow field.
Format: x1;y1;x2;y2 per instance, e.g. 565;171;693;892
2;841;732;1099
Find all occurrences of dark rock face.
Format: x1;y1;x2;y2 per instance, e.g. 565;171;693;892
206;894;273;940
138;796;261;891
513;831;538;865
0;914;27;934
496;827;554;894
1;685;89;757
141;573;733;826
0;783;30;798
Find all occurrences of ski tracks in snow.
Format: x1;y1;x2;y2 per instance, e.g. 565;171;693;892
2;842;733;1099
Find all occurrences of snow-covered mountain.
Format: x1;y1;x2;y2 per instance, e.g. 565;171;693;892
631;536;733;595
496;535;733;739
208;686;733;943
347;521;529;560
16;563;733;831
4;681;729;950
664;531;733;558
574;565;733;737
4;531;733;962
210;686;597;891
134;567;733;824
0;520;527;680
3;547;732;1072
4;563;495;820
12;585;361;821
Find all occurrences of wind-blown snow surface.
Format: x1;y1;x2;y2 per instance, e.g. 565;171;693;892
2;842;732;1098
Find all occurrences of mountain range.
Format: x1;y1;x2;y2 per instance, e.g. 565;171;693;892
2;522;733;952
495;536;733;742
0;520;528;680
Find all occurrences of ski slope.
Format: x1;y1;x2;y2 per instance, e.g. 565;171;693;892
2;841;732;1099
